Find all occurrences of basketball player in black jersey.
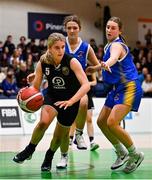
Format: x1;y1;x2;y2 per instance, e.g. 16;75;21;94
13;32;90;171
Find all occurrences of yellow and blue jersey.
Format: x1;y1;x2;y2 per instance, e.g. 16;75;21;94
103;38;138;84
103;38;143;111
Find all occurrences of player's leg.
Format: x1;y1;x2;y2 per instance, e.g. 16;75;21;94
109;80;144;173
86;109;99;151
43;102;80;171
87;92;99;151
74;95;88;149
56;128;69;169
41;122;70;171
57;122;75;168
97;105;129;170
107;104;144;172
69;122;76;146
13;105;57;163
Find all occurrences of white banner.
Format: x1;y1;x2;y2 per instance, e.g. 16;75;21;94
21;109;57;135
0;98;152;135
91;98;152;134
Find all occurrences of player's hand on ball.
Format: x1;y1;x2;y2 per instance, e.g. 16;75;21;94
27;73;35;84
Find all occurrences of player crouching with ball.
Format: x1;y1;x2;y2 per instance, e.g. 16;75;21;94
13;32;90;171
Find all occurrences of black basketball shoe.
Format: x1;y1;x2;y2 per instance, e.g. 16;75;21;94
13;146;34;163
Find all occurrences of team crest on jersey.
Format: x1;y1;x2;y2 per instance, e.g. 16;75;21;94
62;66;69;76
77;51;84;58
114;93;120;101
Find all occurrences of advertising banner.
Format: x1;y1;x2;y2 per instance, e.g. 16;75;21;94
28;12;69;39
0;100;23;135
21;110;57;135
0;98;151;134
0;106;21;128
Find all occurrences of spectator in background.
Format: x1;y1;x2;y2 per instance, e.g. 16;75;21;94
37;39;47;59
95;44;104;84
96;44;104;61
138;67;149;85
0;41;3;63
90;38;98;54
135;62;142;75
10;48;23;65
26;39;39;62
9;59;20;74
131;41;142;63
1;46;10;68
26;53;35;73
17;36;27;51
142;73;152;97
0;67;6;83
144;28;152;46
1;69;18;97
138;49;146;62
140;56;147;68
15;62;31;88
3;35;15;56
0;85;4;95
146;49;152;73
17;36;27;61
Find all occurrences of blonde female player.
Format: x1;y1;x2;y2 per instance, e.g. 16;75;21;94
22;15;101;169
13;32;90;171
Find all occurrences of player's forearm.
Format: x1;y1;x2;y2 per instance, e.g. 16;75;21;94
69;83;90;104
105;57;117;67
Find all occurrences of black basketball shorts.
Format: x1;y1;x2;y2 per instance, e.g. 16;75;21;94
44;95;80;127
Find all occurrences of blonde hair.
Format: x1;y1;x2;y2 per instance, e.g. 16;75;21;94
40;33;65;64
47;32;65;48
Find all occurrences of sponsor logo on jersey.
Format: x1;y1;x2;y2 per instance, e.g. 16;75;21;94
62;66;69;76
52;76;66;89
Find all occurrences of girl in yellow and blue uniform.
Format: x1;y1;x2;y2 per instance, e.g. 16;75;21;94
103;37;143;112
86;16;144;174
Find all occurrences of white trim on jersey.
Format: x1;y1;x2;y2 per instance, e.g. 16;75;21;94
66;37;82;54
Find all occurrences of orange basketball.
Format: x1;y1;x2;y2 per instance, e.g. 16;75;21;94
17;86;44;113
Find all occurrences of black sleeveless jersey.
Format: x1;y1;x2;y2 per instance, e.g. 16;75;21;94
41;53;81;101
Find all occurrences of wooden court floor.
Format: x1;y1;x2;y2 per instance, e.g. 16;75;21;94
0;134;152;179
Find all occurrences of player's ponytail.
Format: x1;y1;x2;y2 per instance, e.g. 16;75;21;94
119;35;126;43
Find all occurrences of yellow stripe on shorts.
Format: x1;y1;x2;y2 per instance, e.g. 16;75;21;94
124;81;136;106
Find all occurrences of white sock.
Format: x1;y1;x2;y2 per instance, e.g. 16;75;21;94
127;145;136;155
114;143;127;154
75;128;83;135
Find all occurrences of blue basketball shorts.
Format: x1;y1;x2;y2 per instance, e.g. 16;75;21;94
104;79;143;112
